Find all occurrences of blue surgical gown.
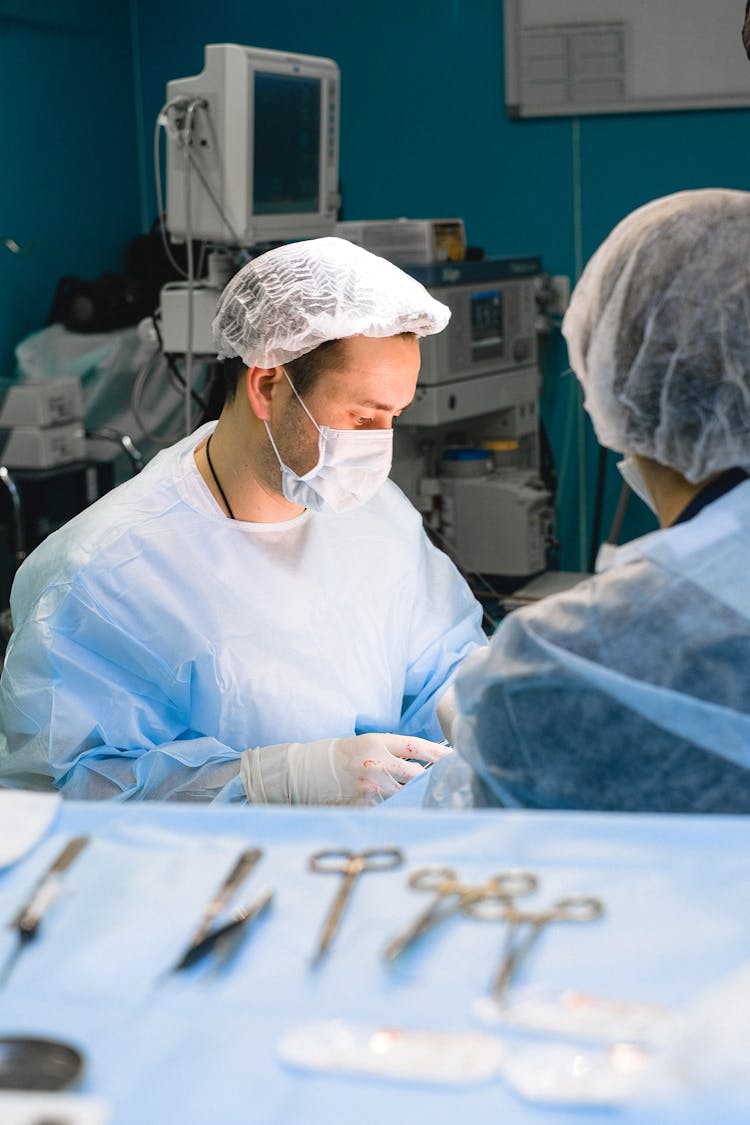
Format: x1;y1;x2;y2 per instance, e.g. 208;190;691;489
0;423;485;801
428;479;750;813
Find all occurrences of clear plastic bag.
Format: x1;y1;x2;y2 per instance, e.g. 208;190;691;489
277;1020;649;1106
474;985;674;1046
278;1020;504;1085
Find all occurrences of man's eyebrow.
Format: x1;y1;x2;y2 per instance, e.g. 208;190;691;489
355;398;414;412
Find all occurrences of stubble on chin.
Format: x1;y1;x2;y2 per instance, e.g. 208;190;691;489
262;403;319;493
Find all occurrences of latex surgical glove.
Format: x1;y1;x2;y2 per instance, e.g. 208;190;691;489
240;733;453;807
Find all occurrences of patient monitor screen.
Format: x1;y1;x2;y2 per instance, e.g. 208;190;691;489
470;290;504;361
253;72;321;215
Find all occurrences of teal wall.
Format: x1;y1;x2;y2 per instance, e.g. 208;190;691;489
0;1;142;381
5;2;750;569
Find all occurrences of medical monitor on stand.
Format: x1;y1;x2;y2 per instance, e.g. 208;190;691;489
166;43;340;246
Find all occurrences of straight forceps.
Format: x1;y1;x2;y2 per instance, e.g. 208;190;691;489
469;894;605;1005
309;847;403;967
383;866;538;962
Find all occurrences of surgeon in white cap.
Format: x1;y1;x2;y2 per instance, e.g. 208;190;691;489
0;237;485;804
427;189;750;813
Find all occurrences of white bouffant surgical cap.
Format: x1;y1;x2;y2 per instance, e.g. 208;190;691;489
211;236;451;368
562;188;750;482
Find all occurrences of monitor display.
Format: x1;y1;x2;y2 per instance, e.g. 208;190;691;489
253;72;321;215
471;290;504;361
165;43;339;245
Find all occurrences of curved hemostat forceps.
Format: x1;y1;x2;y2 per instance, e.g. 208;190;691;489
382;865;538;962
308;847;403;967
466;893;605;1006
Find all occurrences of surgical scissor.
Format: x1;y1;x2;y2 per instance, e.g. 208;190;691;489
308;847;403;967
467;893;605;1005
170;847;269;974
382;865;538;962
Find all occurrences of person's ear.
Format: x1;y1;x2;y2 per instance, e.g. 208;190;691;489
244;365;286;421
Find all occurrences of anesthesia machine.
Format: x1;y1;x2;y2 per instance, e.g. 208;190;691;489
388;254;554;579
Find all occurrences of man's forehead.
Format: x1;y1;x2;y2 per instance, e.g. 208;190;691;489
333;332;417;356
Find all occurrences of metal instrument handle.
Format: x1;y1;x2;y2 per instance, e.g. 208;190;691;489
310;866;359;967
309;848;403;966
490;895;605;1004
383;883;464;962
10;835;90;936
174;887;273;972
463;869;539;922
188;847;262;949
358;847;403;871
308;849;357;874
407;866;458;892
490;915;524;1003
546;896;605;923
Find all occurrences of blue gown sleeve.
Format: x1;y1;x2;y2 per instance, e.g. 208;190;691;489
446;561;750;813
0;582;247;803
398;531;486;740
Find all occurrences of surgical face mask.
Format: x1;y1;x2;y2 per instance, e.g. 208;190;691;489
616;456;657;515
264;370;394;515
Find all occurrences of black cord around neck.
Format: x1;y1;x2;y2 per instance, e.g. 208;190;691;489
205;433;235;520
